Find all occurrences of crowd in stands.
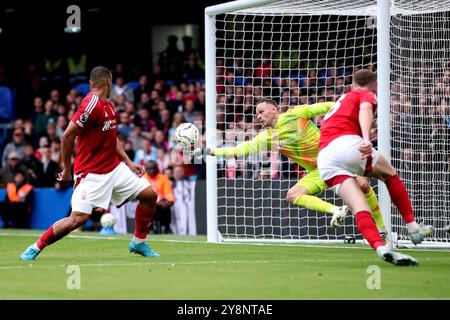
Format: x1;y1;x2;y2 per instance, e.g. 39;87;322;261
2;33;450;230
215;57;450;182
0;35;205;232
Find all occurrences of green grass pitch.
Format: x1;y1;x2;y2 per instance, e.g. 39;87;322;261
1;229;449;299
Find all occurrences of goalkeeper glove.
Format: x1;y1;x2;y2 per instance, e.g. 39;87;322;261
192;147;212;161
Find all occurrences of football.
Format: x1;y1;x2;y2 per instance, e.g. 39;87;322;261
100;213;116;228
175;123;200;148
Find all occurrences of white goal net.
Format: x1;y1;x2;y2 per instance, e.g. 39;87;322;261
206;0;450;246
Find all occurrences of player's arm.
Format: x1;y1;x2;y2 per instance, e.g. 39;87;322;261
293;101;335;119
58;121;81;181
210;131;270;157
116;138;145;176
358;102;374;159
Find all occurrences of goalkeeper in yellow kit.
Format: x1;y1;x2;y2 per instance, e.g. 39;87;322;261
197;98;386;232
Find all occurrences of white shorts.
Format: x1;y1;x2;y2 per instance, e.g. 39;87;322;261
317;135;380;192
71;162;151;214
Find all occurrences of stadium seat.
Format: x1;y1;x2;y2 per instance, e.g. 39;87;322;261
75;82;91;96
0;86;15;121
165;80;177;87
126;81;140;92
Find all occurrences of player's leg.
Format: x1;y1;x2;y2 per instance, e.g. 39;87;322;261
286;169;349;227
355;176;386;242
110;163;159;257
337;177;417;266
128;187;159;257
338;177;384;250
368;154;433;244
20;211;90;261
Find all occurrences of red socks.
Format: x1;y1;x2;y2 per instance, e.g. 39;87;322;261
36;225;56;250
134;204;155;239
384;174;415;224
355;211;384;250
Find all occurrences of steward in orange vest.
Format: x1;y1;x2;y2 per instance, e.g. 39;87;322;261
143;161;175;234
1;171;34;228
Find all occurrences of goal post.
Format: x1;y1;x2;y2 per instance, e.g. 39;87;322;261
204;0;450;247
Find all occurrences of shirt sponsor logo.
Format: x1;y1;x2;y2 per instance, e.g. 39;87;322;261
102;119;116;131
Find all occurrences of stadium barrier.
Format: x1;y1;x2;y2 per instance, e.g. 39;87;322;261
0;181;208;234
0;188;73;229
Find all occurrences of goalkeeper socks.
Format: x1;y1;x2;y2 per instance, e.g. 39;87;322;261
293;195;335;214
384;174;415;224
364;187;385;229
355;211;384;250
134;204;155;239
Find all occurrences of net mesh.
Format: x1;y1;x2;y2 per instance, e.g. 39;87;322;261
212;0;450;244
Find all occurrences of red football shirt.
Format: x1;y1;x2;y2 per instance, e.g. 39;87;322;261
319;88;377;151
71;92;121;175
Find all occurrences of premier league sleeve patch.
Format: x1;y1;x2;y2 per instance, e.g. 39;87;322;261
80;112;90;123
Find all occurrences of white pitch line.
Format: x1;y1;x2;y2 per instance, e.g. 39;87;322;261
1;232;449;253
0;258;377;270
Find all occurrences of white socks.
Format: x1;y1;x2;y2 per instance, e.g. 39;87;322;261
32;243;41;251
132;236;146;244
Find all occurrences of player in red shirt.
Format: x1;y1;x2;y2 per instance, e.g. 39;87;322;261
20;66;160;260
317;69;433;266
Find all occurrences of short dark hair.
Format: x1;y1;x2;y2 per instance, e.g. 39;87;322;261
255;98;278;109
90;66;112;85
353;69;377;88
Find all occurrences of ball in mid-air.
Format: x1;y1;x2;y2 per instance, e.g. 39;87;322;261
175;123;200;148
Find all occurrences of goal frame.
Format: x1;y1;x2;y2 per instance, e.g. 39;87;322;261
204;0;442;247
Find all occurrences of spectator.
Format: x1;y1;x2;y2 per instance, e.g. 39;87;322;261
128;126;144;153
137;92;151;111
153;130;168;152
117;112;135;138
50;139;61;163
182;100;201;123
34;136;50;160
135;108;156;132
181;53;204;80
168;112;186;150
114;94;127;113
124;140;136;161
143;161;175;234
28;96;44;122
40;147;59;187
134;138;158;165
22;143;43;187
35;99;57;137
158;108;172;135
156;148;170;173
158;35;183;80
182;83;198;104
45;121;58;142
134;75;151;103
1;170;34;229
110;76;135;103
2;129;26;167
23;119;38;146
170;165;196;235
0;152;29;188
56;115;68;139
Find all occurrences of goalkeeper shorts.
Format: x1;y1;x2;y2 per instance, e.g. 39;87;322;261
296;168;328;195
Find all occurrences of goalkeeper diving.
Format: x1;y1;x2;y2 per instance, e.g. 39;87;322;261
191;98;386;233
